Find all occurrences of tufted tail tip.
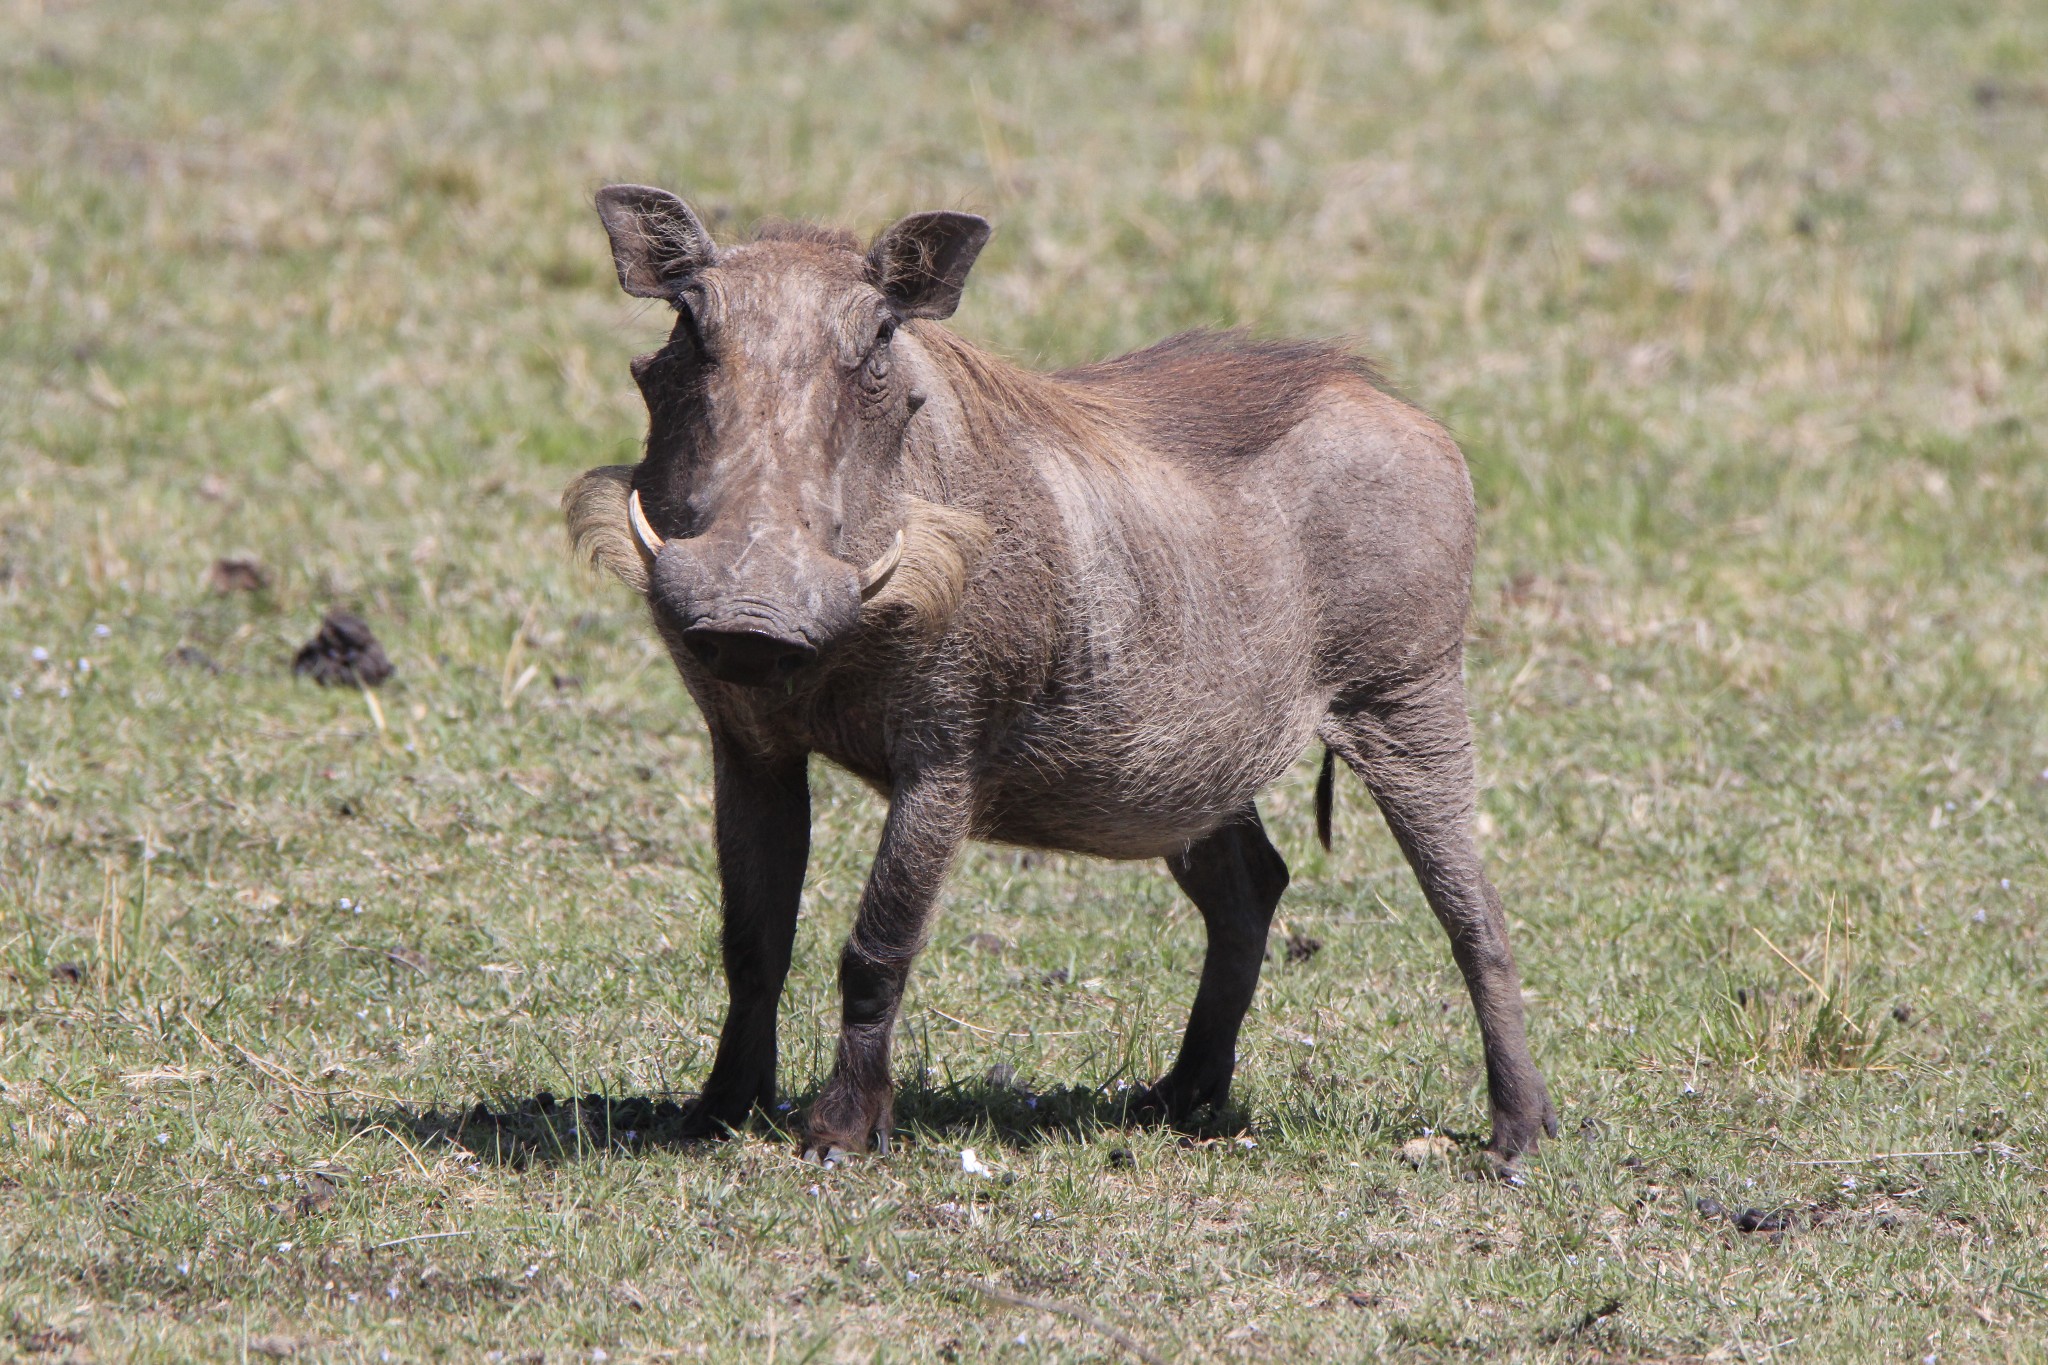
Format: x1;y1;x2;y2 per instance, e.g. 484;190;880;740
1315;746;1335;851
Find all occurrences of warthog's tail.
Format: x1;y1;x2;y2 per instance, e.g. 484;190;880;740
1315;746;1335;851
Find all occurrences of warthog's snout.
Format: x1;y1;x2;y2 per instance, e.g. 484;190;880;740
631;490;900;688
679;622;817;687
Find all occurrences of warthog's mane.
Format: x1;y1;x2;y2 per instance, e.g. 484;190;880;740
913;323;1390;476
744;219;864;253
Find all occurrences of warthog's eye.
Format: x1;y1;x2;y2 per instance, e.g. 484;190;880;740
670;293;710;358
855;316;895;406
633;294;713;405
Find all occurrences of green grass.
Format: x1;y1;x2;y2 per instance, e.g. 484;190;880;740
3;0;2046;1359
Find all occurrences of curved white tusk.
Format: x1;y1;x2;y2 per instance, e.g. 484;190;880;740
628;488;666;556
857;529;905;601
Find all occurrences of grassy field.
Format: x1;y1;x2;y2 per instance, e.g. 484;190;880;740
4;0;2047;1358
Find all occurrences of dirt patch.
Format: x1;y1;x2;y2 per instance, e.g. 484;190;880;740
165;645;222;674
209;556;270;593
292;609;393;687
1397;1134;1458;1168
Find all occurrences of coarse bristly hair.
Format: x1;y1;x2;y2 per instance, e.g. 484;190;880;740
562;465;991;634
746;219;863;253
561;465;648;593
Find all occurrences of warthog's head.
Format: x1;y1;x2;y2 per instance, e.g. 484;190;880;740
578;184;991;687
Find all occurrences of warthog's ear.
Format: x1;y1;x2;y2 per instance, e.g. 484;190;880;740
595;184;715;300
866;211;993;321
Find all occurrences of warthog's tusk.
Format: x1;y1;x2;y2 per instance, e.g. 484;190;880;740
628;488;666;556
858;529;905;601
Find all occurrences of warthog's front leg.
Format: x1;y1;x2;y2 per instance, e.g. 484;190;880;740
681;734;810;1139
801;771;971;1163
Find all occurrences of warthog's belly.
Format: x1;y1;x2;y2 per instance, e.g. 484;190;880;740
974;657;1327;859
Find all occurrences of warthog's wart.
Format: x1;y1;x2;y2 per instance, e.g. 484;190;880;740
565;184;1558;1162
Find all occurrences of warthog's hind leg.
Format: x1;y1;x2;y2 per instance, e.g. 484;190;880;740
1322;673;1558;1161
1131;808;1289;1124
682;737;810;1139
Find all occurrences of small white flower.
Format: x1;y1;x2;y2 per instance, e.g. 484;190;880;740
2001;878;2012;890
29;646;49;663
1973;909;1987;924
177;1260;191;1275
277;1241;293;1252
960;1148;993;1177
156;1133;170;1145
338;897;353;910
525;1263;539;1279
592;1351;608;1363
905;1270;921;1283
93;624;111;638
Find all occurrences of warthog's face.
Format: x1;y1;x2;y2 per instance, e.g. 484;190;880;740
594;185;990;687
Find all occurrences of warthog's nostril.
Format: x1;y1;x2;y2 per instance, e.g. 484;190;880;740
681;626;817;688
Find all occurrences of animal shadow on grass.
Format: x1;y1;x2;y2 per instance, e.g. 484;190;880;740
356;1075;1250;1168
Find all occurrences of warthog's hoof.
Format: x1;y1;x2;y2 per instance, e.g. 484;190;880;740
1484;1101;1561;1163
799;1125;890;1166
673;1094;756;1142
797;1090;893;1164
1124;1082;1182;1121
1472;1149;1530;1183
1125;1073;1243;1133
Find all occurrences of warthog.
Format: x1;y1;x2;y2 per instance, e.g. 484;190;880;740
565;184;1558;1162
